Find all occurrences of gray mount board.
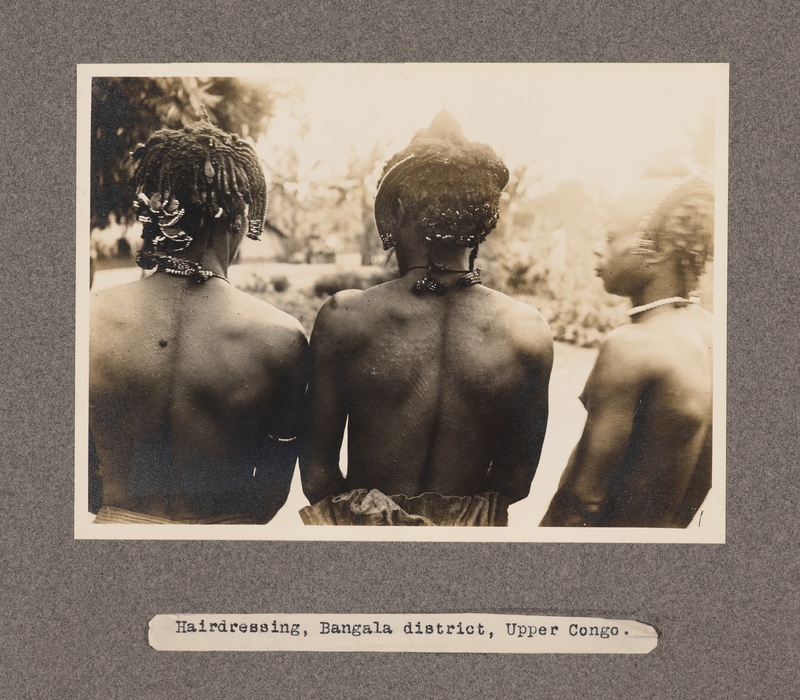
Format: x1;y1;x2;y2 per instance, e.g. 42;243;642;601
1;2;797;698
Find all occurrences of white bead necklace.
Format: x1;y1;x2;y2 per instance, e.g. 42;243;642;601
627;296;700;317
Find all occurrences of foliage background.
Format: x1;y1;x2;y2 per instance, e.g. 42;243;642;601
90;70;717;347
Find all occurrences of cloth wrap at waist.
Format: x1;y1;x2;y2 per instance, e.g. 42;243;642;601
93;505;258;525
299;489;511;526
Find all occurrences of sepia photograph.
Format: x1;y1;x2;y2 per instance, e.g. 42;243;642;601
75;63;728;542
7;0;794;693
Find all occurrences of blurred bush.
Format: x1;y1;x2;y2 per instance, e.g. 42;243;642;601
235;265;398;335
239;273;291;294
484;238;628;348
312;269;396;297
91;77;280;231
240;274;269;294
516;288;627;348
271;275;290;293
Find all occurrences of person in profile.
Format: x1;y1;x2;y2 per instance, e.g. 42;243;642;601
299;111;553;526
541;178;714;528
90;122;308;524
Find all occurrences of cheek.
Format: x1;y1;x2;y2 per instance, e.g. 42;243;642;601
595;242;611;264
603;245;623;269
611;238;639;266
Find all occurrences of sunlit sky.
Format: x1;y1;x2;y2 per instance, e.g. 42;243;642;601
246;63;726;197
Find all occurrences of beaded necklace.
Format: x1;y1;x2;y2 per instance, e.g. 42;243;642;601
137;252;230;284
406;263;482;295
627;296;700;317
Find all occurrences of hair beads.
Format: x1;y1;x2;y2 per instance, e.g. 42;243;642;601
131;122;268;282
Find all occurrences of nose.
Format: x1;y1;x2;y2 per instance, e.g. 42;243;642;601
591;240;603;257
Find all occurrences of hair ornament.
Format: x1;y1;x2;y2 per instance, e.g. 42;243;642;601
134;191;191;252
409;263;482;295
204;158;215;184
136;252;217;283
420;202;499;247
247;218;264;241
373;155;415;250
131;121;270;275
374;111;508;253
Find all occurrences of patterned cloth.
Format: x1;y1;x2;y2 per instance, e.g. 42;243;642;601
300;489;510;527
93;505;256;525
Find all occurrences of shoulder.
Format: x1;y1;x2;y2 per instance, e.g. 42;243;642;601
589;324;656;389
89;281;144;330
90;280;135;311
229;288;308;361
320;288;368;315
690;305;714;331
692;305;714;344
311;289;370;342
89;288;114;349
486;290;554;366
232;287;304;331
598;324;652;363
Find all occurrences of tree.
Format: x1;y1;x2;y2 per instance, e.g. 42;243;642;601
90;77;280;230
688;107;715;176
330;143;387;265
481;162;544;289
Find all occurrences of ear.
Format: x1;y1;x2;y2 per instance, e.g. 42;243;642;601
230;202;249;235
648;237;676;265
644;247;670;265
227;220;247;265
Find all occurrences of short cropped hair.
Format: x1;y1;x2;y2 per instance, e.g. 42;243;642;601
637;179;714;292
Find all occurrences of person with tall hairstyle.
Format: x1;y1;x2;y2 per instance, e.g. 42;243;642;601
89;121;308;524
541;178;714;528
300;111;553;526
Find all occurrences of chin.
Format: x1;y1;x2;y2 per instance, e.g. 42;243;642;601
600;274;633;299
597;275;616;295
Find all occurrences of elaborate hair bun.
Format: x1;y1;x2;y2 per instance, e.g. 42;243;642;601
374;111;509;250
419;109;468;145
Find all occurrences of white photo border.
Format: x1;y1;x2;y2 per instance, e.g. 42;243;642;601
75;62;728;542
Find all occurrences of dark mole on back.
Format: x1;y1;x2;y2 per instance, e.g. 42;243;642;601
159;340;168;347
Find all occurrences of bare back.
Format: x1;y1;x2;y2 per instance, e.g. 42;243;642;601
303;277;552;503
89;273;308;523
543;305;712;527
618;306;713;525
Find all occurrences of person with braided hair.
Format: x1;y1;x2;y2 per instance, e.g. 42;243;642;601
541;177;714;528
89;122;308;524
299;111;553;526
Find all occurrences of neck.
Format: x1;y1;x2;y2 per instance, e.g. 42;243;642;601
144;253;230;284
629;269;686;308
141;226;236;284
175;222;236;278
398;246;472;276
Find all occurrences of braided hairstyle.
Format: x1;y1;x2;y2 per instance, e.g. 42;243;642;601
131;122;268;281
374;111;509;269
637;179;714;294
